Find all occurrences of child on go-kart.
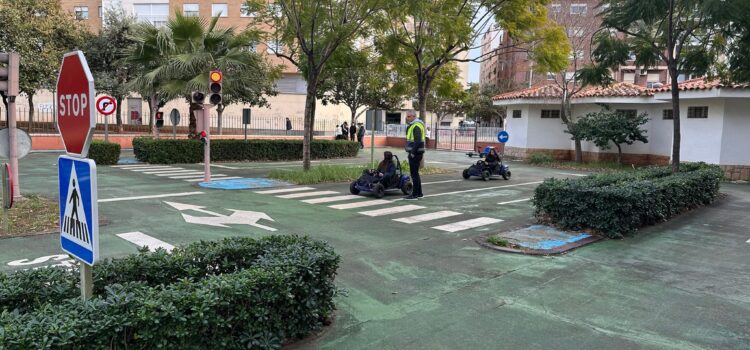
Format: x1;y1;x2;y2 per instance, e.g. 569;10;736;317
484;147;501;173
365;151;397;187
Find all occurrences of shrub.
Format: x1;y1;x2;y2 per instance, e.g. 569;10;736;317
532;163;723;238
528;152;554;164
0;236;341;349
87;141;121;165
132;138;359;164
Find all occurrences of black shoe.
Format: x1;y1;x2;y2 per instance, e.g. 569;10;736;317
417;194;424;198
403;195;418;200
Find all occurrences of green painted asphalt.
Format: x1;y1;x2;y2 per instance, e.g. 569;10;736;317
2;148;750;349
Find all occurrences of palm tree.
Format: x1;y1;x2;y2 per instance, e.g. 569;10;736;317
126;12;279;137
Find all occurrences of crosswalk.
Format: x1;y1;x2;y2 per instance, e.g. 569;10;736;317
113;164;241;182
255;186;516;233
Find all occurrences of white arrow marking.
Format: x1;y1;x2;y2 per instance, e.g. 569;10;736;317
164;201;276;231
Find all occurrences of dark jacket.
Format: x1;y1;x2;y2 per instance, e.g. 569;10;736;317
350;124;357;136
357;126;365;138
341;124;349;137
285;119;292;130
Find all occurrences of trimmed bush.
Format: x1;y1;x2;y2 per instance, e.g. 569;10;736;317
532;163;723;237
87;141;121;165
0;236;340;349
132;137;360;164
528;152;554;164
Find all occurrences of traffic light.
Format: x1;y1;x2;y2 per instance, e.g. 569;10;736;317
191;91;205;104
155;111;164;128
208;70;222;105
199;130;207;144
0;52;19;97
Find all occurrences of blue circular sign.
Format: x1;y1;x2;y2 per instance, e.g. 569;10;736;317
497;130;509;143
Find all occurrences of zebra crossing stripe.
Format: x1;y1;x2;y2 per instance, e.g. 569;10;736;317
116;232;174;252
432;217;504;233
328;199;391;210
358;205;425;217
154;171;204;177
168;173;226;179
185;176;242;182
129;167;184;172
393;210;463;224
301;195;364;204
255;187;316;194
113;165;169;169
142;169;198;175
276;191;339;199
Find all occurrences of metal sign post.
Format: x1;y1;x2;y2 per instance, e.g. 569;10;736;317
170;109;180;139
370;110;376;167
242;108;251;141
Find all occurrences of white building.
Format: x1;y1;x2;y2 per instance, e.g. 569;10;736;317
492;79;750;180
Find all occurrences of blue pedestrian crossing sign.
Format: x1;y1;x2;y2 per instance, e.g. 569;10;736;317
58;156;99;265
497;130;510;143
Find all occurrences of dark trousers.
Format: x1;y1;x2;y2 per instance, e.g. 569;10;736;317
408;153;423;197
357;136;364;148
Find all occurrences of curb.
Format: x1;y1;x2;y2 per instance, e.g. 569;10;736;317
475;233;603;256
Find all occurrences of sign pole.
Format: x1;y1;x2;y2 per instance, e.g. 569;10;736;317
80;263;93;300
7;96;20;198
370;110;376;167
104;114;109;143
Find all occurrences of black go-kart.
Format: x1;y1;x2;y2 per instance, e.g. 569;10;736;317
462;147;511;181
350;155;413;198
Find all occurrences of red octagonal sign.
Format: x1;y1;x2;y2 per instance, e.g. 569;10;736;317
56;51;95;158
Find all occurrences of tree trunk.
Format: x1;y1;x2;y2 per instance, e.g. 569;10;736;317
350;107;357;125
574;139;583;163
27;94;34;133
669;67;681;173
615;143;622;164
149;94;158;137
302;70;319;171
115;97;123;132
217;104;224;135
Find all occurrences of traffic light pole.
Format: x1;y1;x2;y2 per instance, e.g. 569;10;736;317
202;104;211;183
7;96;19;198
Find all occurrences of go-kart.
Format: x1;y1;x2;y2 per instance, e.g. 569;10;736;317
462;147;511;181
350;155;413;198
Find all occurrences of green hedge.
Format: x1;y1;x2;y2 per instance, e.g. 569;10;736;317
88;141;121;165
532;163;723;238
0;235;340;349
133;138;360;164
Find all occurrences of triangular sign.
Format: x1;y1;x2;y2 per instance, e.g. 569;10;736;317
61;165;91;247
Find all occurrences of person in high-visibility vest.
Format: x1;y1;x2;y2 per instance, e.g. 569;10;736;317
404;110;425;200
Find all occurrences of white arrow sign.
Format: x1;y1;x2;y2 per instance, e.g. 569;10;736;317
164;201;277;231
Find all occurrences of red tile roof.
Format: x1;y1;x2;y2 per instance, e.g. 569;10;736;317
651;78;750;92
492;82;650;100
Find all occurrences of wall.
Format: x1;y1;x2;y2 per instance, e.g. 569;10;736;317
504;105;529;149
525;105;571;150
679;98;725;164
720;98;750;166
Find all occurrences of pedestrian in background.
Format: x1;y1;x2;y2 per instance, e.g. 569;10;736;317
404;110;425;200
357;123;366;149
335;124;343;140
341;122;349;140
285;117;292;135
425;126;431;149
349;122;357;141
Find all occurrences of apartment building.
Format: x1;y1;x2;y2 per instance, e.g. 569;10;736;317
480;1;669;91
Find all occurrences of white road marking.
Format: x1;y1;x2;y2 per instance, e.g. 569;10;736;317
116;232;175;252
201;163;240;169
99;192;204;203
393;210;463;224
557;173;588;177
142;169;198;175
432;217;504;232
329;199;392;210
277;191;340;199
497;198;532;205
129;167;184;172
154;171;205;177
255;187;316;194
112;164;165;169
359;205;426;217
422;181;543;198
169;173;225;179
746;238;750;243
422;179;463;185
184;176;242;182
302;195;364;204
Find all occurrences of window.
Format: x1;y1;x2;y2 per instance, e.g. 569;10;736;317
98;6;102;17
546;72;556;80
247;41;258;52
687;106;708;118
647;73;660;83
267;40;284;54
662;109;673;120
550;4;561;12
211;4;228;17
623;72;635;84
74;6;89;19
541;110;561;119
570;3;588;14
268;3;283;17
569;49;584;60
512;110;522;118
567;27;585;38
133;4;169;26
240;4;257;17
616;109;637;118
183;4;199;16
565;71;576;80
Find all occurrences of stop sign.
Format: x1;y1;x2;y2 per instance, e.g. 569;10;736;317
56;51;95;157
